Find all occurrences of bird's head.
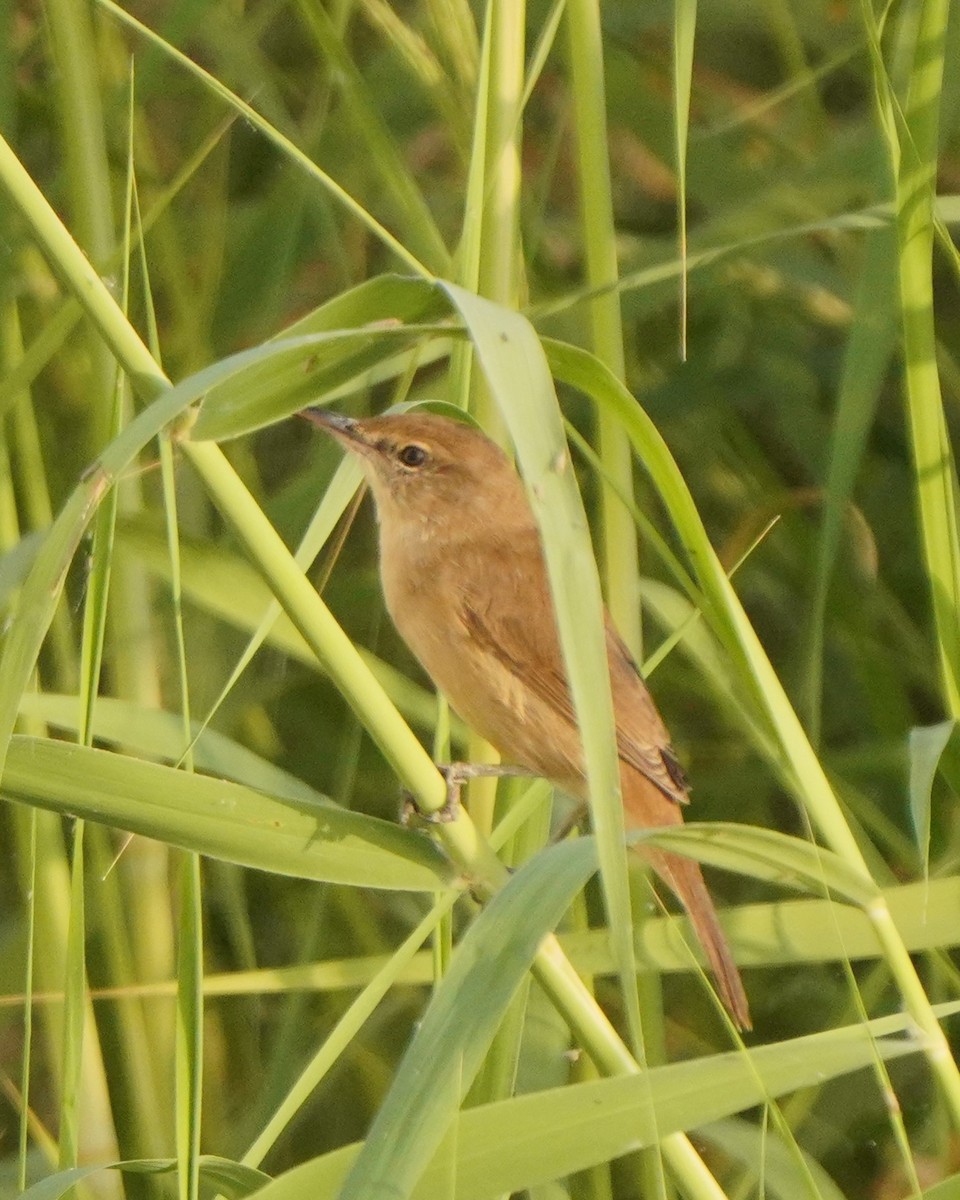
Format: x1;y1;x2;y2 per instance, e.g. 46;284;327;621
302;408;531;536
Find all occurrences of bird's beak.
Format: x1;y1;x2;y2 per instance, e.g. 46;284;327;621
301;407;368;451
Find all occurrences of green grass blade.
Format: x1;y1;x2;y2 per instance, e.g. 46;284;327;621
56;823;86;1171
4;736;451;891
565;0;640;649
439;286;638;1031
175;857;203;1200
637;823;881;907
672;0;696;359
241;890;460;1169
907;719;953;878
251;1004;947;1200
19;1157;271;1200
337;837;599;1200
861;0;960;713
16;693;333;802
801;224;898;740
192;275;454;441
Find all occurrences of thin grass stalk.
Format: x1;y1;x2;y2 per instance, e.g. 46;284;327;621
93;124;176;1163
466;785;552;1110
54;889;131;1193
241;891;460;1168
42;4;130;1174
17;809;37;1190
530;941;730;1200
563;12;661;1196
0;112;234;420
43;0;112;283
84;831;170;1157
801;225;897;743
43;0;116;506
447;2;493;410
672;0;696;366
423;0;479;103
465;0;530;1105
175;856;203;1200
2;304;77;685
568;1047;615;1200
461;0;524;430
0;361;38;1190
360;0;472;158
58;824;88;1175
161;410;203;1200
164;453;366;768
106;612;174;1053
475;0;525;318
758;0;826;135
0;133;167;432
894;0;960;716
564;0;639;652
9;808;71;1094
455;1;526;837
861;0;960;1127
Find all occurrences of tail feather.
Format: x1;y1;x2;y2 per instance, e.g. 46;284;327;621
648;847;751;1031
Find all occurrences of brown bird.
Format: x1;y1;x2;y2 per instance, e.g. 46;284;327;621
305;407;750;1030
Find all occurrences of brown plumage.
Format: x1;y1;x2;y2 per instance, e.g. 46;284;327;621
305;407;750;1030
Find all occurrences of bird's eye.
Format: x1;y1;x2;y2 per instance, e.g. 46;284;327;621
397;444;428;468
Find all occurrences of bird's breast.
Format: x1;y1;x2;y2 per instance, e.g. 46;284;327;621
376;528;583;787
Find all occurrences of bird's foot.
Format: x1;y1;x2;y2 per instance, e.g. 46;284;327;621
400;762;539;825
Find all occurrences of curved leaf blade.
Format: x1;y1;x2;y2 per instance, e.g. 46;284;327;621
4;736;451;892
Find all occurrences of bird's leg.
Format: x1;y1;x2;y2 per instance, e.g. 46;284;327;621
400;763;540;825
551;800;589;844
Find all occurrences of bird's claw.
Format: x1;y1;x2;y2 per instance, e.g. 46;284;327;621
400;762;537;826
399;765;464;825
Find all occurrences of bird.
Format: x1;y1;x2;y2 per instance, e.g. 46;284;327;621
303;406;750;1030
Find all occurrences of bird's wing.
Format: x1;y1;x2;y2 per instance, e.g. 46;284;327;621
604;624;689;804
455;535;688;805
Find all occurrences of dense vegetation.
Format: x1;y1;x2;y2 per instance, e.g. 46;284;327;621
2;2;960;1198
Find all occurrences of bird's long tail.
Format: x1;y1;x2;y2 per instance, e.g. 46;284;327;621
646;846;751;1031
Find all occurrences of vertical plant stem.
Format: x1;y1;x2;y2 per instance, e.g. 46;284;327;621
17;810;37;1190
895;0;960;715
531;940;730;1200
857;0;960;1126
458;0;527;838
563;27;661;1199
472;0;525;440
564;0;640;652
33;5;129;1172
476;0;525;311
802;225;897;743
672;0;696;364
175;856;203;1200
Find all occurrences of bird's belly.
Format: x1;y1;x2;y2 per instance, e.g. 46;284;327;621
389;592;584;790
450;660;584;786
